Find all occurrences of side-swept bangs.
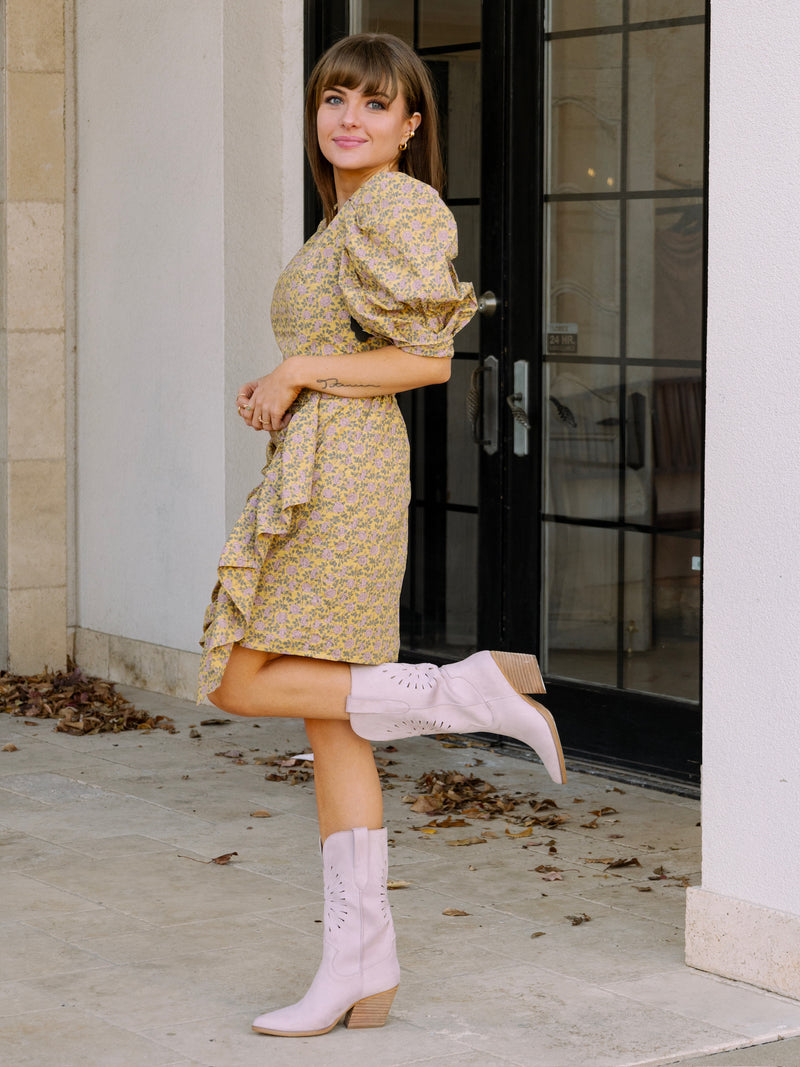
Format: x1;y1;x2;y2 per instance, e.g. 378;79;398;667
305;33;445;223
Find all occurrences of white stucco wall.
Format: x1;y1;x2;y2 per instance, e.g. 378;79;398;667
75;1;303;656
686;0;800;996
701;1;800;915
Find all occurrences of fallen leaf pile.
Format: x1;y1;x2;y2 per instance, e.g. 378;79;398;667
406;769;549;824
0;664;176;735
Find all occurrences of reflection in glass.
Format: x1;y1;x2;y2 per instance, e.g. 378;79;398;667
547;35;621;195
543;522;619;686
450;205;479;353
622;366;702;527
547;1;622;33
353;0;413;43
446;512;478;650
623;532;700;701
627;198;703;363
628;26;705;191
447;360;479;508
419;0;480;48
629;0;705;20
545;201;620;360
440;52;481;199
544;362;620;520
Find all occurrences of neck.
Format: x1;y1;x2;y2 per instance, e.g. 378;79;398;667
333;162;399;210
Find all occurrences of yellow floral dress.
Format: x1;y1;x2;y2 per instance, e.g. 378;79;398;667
197;170;476;701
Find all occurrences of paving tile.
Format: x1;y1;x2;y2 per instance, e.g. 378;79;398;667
0;871;103;919
668;1034;800;1065
24;849;319;923
0;828;76;869
141;1013;500;1067
0;921;111;982
23;905;155;943
70;911;301;966
0;979;65;1019
393;962;745;1066
24;928;327;1032
605;971;800;1040
0;1008;183;1067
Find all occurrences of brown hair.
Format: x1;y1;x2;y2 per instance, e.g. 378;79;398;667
305;33;445;223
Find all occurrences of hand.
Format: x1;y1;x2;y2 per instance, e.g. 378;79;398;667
236;365;299;432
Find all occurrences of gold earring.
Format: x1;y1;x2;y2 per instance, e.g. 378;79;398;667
399;129;415;152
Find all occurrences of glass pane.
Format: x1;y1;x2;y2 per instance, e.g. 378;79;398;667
651;371;702;527
445;511;478;651
354;0;413;42
450;204;479;353
547;35;622;195
447;359;479;507
622;532;700;700
629;0;705;19
543;522;619;685
419;0;480;48
547;2;623;33
544;200;620;360
628;25;705;192
437;51;481;199
544;362;621;520
627;198;703;362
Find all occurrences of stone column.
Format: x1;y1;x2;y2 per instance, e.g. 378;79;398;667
1;0;69;673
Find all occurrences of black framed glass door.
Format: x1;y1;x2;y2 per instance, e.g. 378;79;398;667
306;1;707;785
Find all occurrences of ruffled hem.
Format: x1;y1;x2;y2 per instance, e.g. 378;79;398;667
197;393;321;701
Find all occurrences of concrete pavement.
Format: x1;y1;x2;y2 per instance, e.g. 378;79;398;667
2;685;799;1067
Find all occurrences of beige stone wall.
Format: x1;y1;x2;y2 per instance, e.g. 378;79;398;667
1;0;69;672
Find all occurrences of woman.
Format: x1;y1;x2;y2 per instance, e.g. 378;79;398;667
199;32;566;1039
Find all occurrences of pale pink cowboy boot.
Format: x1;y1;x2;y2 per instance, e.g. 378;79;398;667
252;827;400;1037
347;650;567;784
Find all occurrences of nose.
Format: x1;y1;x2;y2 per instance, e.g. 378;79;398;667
340;102;359;128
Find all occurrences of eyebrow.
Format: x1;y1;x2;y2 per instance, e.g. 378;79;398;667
324;84;391;101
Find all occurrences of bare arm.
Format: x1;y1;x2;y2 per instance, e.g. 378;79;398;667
237;346;451;432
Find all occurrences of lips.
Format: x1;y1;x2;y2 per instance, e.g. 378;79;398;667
333;137;367;148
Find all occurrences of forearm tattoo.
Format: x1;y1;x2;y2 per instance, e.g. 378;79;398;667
316;377;378;390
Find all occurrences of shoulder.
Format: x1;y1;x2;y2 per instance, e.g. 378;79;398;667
349;171;453;235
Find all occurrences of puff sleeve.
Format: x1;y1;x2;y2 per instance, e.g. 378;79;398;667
338;172;477;359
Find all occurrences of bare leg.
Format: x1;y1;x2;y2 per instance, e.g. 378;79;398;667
208;646;381;840
305;718;383;842
208;644;351;719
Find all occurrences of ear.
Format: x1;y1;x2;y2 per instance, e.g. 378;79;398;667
407;111;422;136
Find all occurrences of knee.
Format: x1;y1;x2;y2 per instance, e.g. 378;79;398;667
304;716;364;754
208;682;259;718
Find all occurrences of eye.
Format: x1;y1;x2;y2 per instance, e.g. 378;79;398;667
367;99;387;110
323;93;343;106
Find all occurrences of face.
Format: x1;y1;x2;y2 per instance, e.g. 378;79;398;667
316;83;420;181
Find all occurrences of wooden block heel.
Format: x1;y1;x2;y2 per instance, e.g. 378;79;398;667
490;651;546;695
345;986;398;1029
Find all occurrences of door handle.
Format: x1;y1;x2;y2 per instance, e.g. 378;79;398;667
508;361;530;457
465;356;499;454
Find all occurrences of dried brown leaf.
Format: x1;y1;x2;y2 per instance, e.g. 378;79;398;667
505;826;533;838
387;880;411;890
603;857;641;870
410;794;443;814
588;807;618;817
530;931;547;938
566;913;592;925
442;908;470;916
542;872;564;881
446;836;487;847
534;864;563;873
210;852;238;865
249;810;271;818
2;743;18;752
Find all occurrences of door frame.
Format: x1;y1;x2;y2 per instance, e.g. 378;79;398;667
304;0;706;788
